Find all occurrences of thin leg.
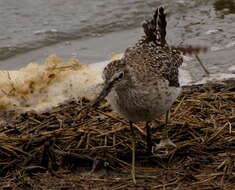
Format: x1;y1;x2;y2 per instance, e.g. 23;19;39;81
146;122;152;154
155;110;176;154
129;121;136;184
162;110;169;140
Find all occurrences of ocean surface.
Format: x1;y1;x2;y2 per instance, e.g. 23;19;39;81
0;0;235;74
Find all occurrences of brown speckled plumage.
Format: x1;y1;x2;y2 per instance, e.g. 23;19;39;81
95;7;184;181
102;7;183;123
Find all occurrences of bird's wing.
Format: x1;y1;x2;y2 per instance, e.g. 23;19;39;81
125;45;183;87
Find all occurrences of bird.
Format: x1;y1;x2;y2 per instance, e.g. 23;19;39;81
86;7;183;183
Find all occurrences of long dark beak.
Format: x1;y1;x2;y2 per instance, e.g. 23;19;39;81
83;71;124;110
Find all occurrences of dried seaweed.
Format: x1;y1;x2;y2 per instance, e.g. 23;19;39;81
0;80;234;190
171;45;208;55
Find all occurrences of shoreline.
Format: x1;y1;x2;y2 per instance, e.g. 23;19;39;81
0;28;141;71
0;27;235;77
0;52;234;113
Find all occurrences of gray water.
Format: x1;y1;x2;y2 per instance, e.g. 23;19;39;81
0;0;235;73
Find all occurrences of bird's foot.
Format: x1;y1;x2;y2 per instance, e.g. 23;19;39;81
153;138;176;157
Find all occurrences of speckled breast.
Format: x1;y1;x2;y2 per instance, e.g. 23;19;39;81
106;79;181;122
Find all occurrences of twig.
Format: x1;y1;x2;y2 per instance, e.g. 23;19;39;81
195;54;210;76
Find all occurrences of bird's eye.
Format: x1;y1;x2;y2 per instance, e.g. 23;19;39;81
118;71;124;79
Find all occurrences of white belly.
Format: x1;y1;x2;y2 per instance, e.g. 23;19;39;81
106;80;181;122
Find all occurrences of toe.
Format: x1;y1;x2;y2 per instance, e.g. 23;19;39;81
153;138;177;156
157;138;176;149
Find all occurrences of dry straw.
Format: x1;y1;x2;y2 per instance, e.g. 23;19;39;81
0;80;234;189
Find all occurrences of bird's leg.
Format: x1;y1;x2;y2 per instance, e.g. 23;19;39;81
155;110;176;153
129;121;136;184
145;121;152;154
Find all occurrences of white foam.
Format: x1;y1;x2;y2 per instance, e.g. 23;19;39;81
205;29;220;35
228;65;235;74
211;46;223;52
226;41;235;48
0;55;104;112
195;73;235;85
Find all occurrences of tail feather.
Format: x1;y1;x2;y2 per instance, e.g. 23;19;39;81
142;7;167;46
